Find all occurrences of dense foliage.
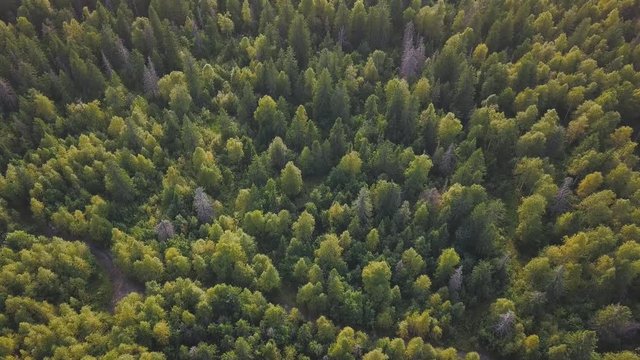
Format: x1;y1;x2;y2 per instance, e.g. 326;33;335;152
0;0;640;358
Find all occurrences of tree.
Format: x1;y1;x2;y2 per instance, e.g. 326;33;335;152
288;14;311;67
400;22;425;81
293;210;315;241
452;149;486;186
437;113;463;147
105;162;135;203
255;96;286;148
193;187;214;223
268;136;289;169
435;248;460;283
337;151;363;177
280;161;303;197
592;304;638;347
349;0;367;46
401;248;425;277
315;235;346;272
313;69;334;132
0;79;18;113
257;265;281;293
371;180;401;218
363;348;388;360
328;327;367;359
211;232;248;282
226;138;245;164
155;220;175;242
286;105;318;151
332;84;351;123
353;187;373;225
385;78;416;144
143;58;160;98
362;260;392;307
515;194;547;254
405;155;433;198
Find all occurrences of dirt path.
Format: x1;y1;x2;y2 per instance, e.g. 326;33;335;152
85;241;144;311
34;224;144;312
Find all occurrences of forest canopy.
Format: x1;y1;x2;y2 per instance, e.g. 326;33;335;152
0;0;640;359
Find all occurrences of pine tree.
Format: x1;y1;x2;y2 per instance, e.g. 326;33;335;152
288;14;312;67
313;69;334;132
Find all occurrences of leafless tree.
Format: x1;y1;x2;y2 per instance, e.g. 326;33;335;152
353;187;372;223
551;177;573;214
421;187;442;208
143;57;159;98
0;78;18;112
438;144;456;176
495;310;516;337
400;22;426;81
193;187;214;223
101;51;114;77
115;37;131;70
548;265;565;299
449;265;463;298
337;27;347;49
527;290;547;306
155;220;175;242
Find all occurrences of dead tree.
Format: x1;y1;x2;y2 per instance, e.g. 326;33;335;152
193;187;214;223
400;22;426;81
155;220;175;242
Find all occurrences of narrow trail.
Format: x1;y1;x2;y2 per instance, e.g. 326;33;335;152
85;241;144;312
35;224;144;312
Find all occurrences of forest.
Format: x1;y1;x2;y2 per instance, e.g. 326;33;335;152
0;0;639;358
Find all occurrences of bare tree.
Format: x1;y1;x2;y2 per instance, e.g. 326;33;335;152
115;37;131;71
421;187;442;208
449;265;463;299
527;290;547;306
547;265;565;299
143;57;159;98
101;51;114;77
193;187;214;223
551;177;573;214
353;187;372;224
0;78;18;112
438;144;456;176
155;220;175;242
494;310;516;337
337;26;347;49
400;22;426;81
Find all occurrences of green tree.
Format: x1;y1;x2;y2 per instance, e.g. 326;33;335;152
435;248;460;283
405;154;433;198
385;78;416;144
371;180;401;218
362;260;392;307
313;69;334;132
255;95;286;148
288;14;311;67
515;194;548;254
280;161;303;197
337;151;363;177
293;210;315;241
315;235;346;272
